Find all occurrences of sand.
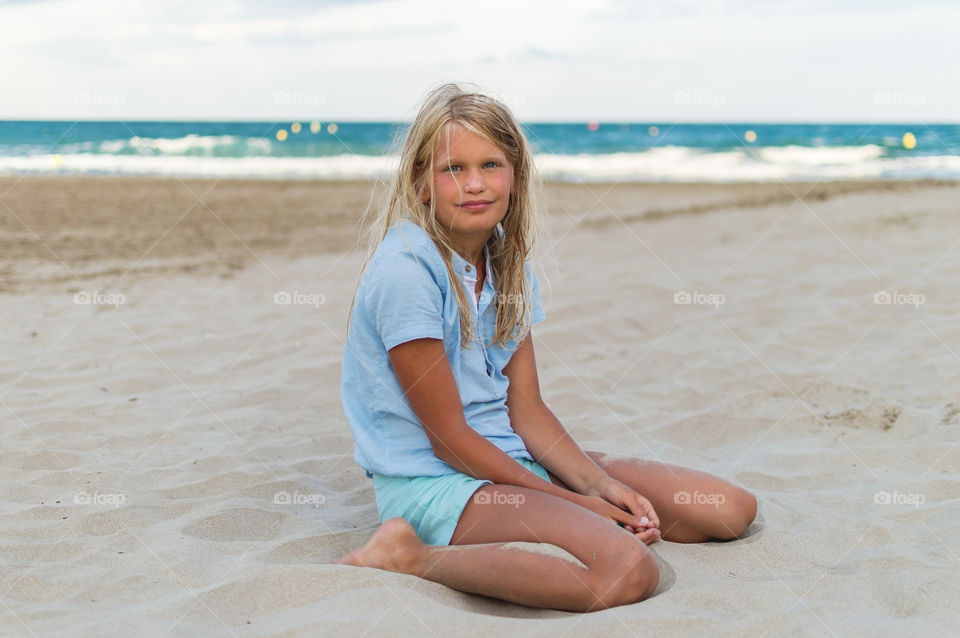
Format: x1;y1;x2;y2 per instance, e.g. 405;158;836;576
1;176;958;636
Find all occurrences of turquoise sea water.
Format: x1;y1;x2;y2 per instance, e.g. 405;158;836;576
1;120;957;181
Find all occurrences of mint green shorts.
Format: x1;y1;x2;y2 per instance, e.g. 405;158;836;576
372;457;551;546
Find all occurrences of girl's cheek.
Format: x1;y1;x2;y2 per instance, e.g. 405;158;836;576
489;166;512;185
434;173;457;189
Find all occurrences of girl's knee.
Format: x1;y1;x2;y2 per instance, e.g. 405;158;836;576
589;538;659;610
714;487;757;539
626;544;660;601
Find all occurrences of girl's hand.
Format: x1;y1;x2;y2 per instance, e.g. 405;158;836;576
573;490;661;545
594;479;661;543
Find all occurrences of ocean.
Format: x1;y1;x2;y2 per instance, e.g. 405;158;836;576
1;120;958;182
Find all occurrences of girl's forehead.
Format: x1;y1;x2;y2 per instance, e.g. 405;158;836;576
434;122;505;160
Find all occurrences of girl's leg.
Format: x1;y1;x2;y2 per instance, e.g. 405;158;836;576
335;484;659;612
569;451;757;543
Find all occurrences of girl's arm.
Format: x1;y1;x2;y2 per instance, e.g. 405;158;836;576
388;337;641;521
503;332;660;537
502;332;610;495
390;335;655;534
388;337;578;500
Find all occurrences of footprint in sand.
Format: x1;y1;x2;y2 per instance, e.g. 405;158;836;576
822;403;901;431
941;402;960;426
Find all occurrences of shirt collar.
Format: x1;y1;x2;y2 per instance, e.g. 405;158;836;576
395;218;499;282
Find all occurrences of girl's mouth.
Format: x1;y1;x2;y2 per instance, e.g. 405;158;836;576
459;200;492;211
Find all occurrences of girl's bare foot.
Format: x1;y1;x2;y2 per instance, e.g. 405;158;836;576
333;517;425;575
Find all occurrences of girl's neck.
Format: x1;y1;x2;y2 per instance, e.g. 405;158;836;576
451;233;491;271
456;244;485;273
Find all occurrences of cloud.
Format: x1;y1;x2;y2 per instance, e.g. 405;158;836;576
0;0;956;120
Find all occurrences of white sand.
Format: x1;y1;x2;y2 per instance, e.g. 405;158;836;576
1;181;958;636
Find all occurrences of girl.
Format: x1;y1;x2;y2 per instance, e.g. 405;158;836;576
335;83;756;612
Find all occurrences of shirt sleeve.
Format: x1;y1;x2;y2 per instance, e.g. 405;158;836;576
363;247;445;351
526;260;548;325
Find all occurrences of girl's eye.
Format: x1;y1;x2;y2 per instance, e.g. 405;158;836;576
441;161;501;172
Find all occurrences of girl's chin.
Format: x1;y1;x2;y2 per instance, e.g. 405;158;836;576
448;221;500;234
439;214;504;231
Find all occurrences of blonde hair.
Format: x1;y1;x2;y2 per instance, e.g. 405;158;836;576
350;82;545;349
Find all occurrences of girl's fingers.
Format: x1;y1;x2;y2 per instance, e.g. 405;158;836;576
635;495;660;529
612;508;637;528
622;492;659;529
646;503;660;526
614;507;659;543
612;505;655;537
619;492;648;526
635;527;660;545
601;485;660;531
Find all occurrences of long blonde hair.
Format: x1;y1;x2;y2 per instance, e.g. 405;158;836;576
350;82;545;349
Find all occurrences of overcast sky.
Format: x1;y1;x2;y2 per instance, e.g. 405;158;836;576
1;0;956;122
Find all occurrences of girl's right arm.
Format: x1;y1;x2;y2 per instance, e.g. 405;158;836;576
388;337;646;529
388;337;565;492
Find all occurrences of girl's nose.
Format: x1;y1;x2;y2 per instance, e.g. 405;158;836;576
462;170;484;191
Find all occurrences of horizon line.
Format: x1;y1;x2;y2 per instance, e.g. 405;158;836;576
2;118;958;126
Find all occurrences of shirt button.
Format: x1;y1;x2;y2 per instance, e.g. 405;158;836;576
465;265;472;272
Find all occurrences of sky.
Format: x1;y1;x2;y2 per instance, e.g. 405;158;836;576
0;0;957;122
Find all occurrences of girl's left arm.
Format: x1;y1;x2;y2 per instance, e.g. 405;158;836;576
503;331;610;496
505;331;661;537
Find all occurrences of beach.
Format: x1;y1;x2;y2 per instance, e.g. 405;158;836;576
1;176;958;636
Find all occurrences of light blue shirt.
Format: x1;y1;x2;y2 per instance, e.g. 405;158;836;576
341;219;547;478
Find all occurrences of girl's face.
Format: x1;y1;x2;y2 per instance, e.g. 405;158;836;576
423;122;514;247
